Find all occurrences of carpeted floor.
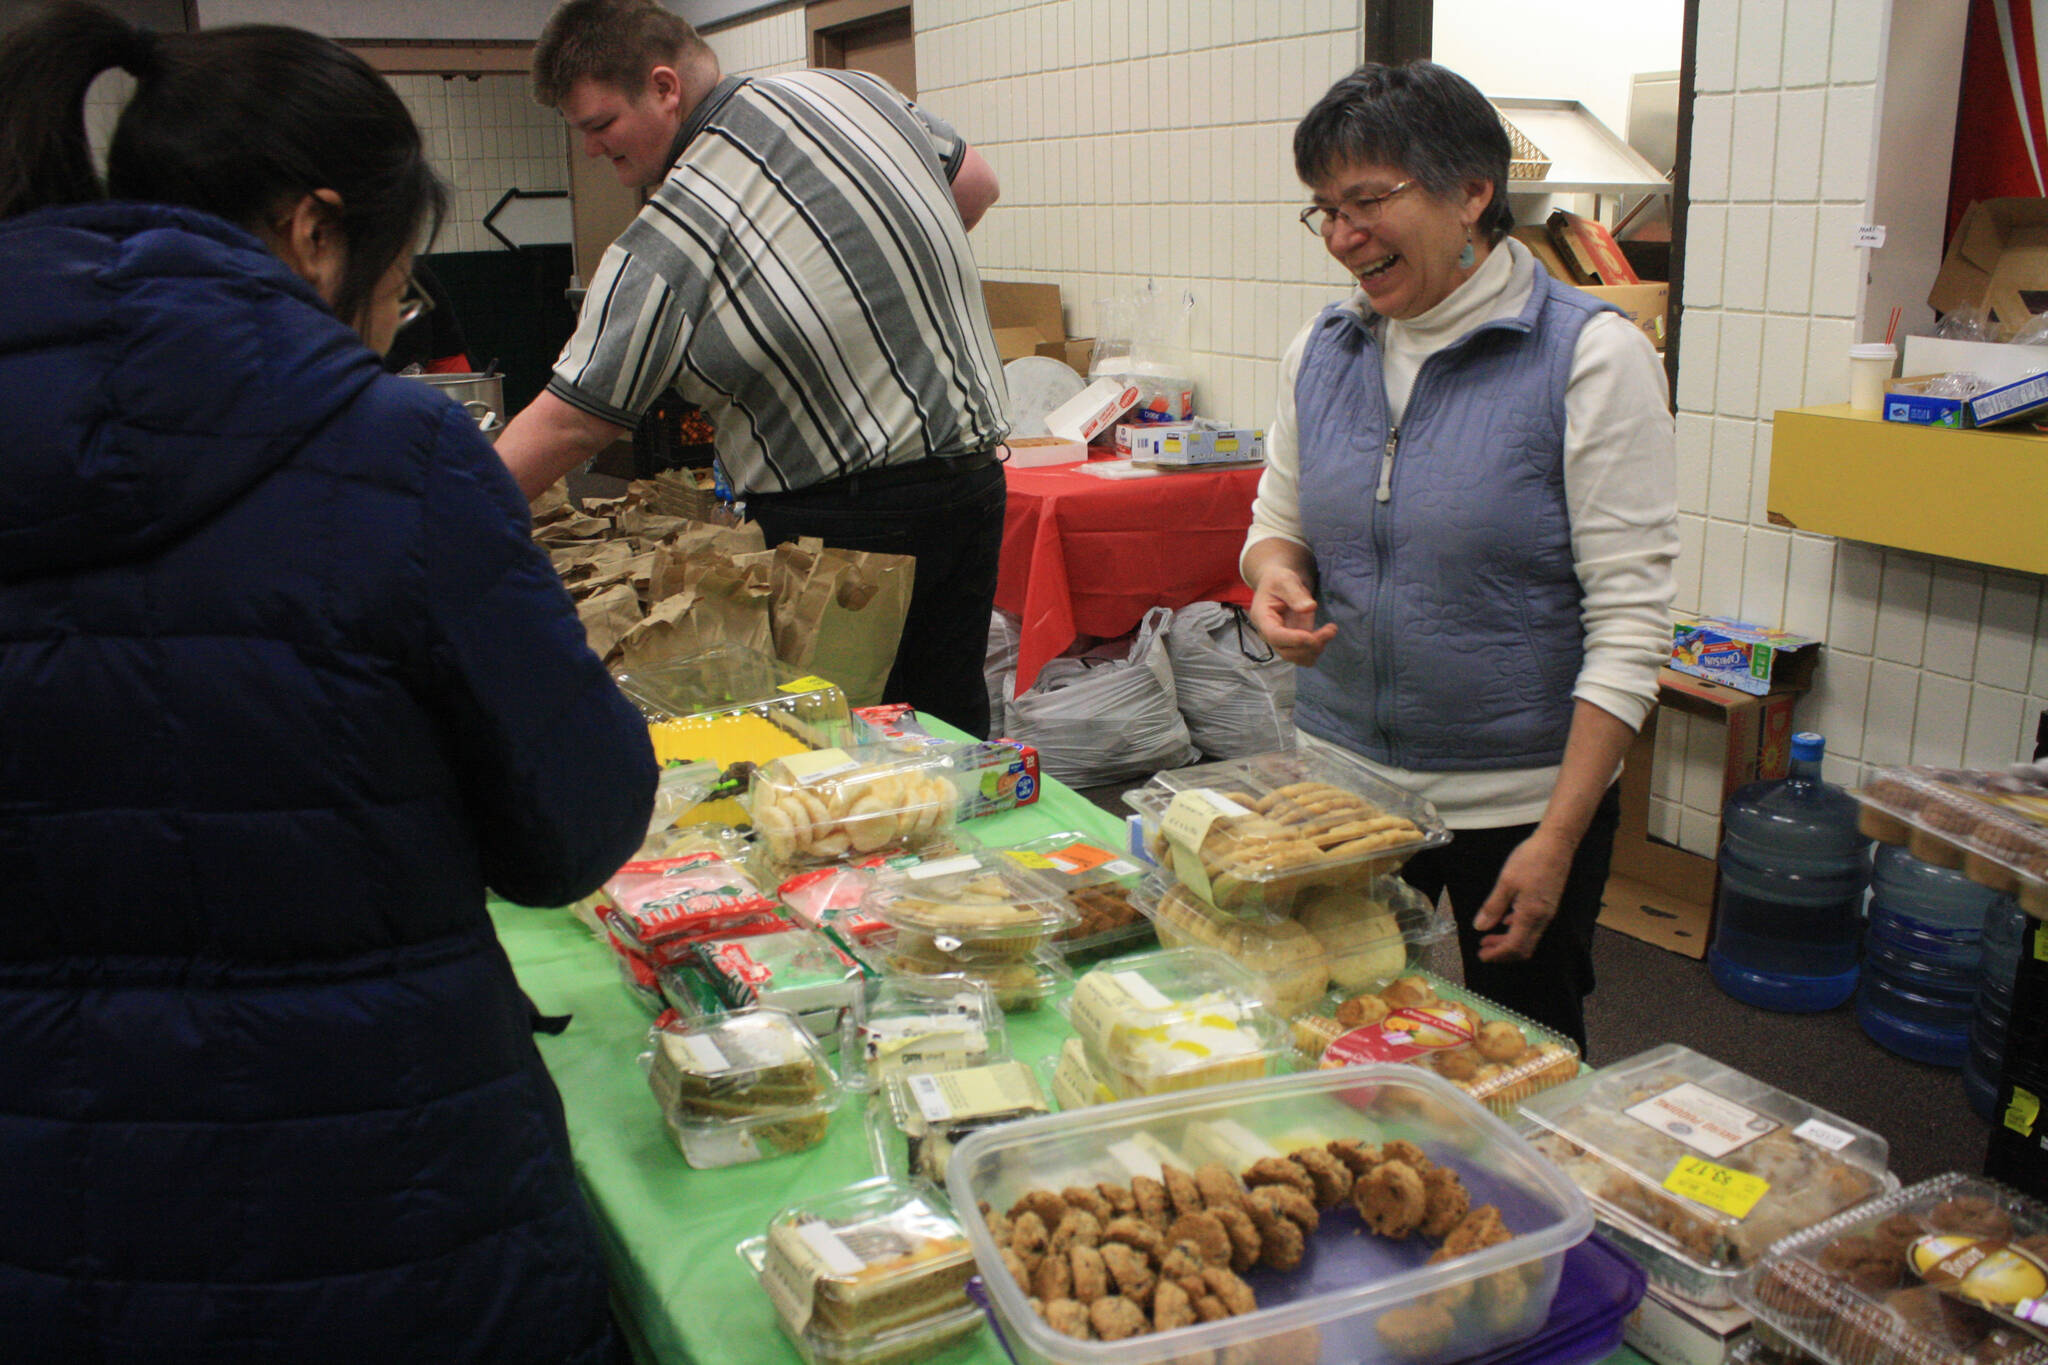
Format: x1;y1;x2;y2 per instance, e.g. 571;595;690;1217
1073;782;1985;1187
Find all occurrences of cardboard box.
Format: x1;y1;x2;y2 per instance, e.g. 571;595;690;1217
1582;282;1669;351
1902;335;2048;388
999;436;1090;468
1623;1283;1752;1365
1883;376;1970;427
1602;669;1805;958
983;280;1065;362
1547;209;1640;284
1931;197;2048;331
1513;226;1583;283
1669;614;1821;696
1125;424;1265;466
1045;377;1140;443
1969;369;2048;426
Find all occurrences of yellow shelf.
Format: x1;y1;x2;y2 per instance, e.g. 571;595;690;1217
1769;404;2048;575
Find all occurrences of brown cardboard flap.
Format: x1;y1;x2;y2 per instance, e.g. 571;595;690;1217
1581;283;1669;351
1931;197;2048;328
1600;873;1713;959
1514;226;1584;283
983;280;1064;343
991;326;1046;362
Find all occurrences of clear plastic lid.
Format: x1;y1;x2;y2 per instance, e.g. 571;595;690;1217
1297;969;1582;1117
993;831;1161;958
869;931;1072;1014
1855;766;2048;915
736;1235;984;1365
1518;1044;1896;1284
1126;748;1450;913
612;642;853;743
871;1061;1052;1189
1734;1172;2048;1365
603;850;779;949
756;1177;978;1345
695;925;865;1022
862;851;1073;950
1062;946;1287;1097
646;1006;839;1125
750;745;960;866
841;974;1007;1092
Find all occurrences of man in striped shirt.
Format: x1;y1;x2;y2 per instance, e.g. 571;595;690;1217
501;0;1011;736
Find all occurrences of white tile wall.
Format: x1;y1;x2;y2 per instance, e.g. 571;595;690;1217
702;3;808;78
388;74;570;255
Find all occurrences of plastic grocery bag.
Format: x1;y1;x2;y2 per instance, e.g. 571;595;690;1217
1164;602;1297;759
1003;607;1198;787
985;609;1021;738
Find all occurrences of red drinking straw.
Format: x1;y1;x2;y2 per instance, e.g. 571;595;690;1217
1884;305;1902;347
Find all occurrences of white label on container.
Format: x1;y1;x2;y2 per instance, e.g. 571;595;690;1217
678;1033;732;1076
1792;1117;1855;1151
909;1071;955;1123
1623;1081;1779;1159
1103;859;1142;876
1854;224;1887;249
780;748;860;785
1109;970;1173;1012
796;1221;865;1277
905;854;981;881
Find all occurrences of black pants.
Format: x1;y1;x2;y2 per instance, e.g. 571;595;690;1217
748;461;1005;738
1398;784;1622;1057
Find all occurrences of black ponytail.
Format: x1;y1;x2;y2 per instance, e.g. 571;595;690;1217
0;0;445;333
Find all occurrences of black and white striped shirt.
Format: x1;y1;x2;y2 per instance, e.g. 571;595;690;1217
548;71;1010;494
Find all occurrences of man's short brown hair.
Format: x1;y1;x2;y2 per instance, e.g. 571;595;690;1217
532;0;711;107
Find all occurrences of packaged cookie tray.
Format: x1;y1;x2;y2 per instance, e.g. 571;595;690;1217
1126;749;1449;914
990;831;1160;959
944;1064;1592;1365
860;851;1077;956
612;642;854;746
1732;1172;2048;1365
741;1176;985;1365
749;744;961;867
1515;1043;1897;1309
1292;970;1582;1118
851;927;1073;1014
1855;767;2048;915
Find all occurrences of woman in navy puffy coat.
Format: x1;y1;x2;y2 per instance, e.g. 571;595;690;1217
0;6;657;1361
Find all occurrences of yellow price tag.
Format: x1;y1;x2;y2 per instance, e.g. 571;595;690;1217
2004;1083;2041;1137
2031;923;2048;964
1662;1156;1769;1220
777;676;836;693
1002;851;1060;870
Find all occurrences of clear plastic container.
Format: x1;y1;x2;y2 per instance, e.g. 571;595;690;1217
750;745;961;867
1125;749;1449;914
1733;1172;2048;1365
737;1238;984;1365
993;831;1160;959
613;642;853;744
842;975;1007;1093
1295;970;1582;1117
1517;1043;1896;1308
645;1007;839;1168
1857;844;1998;1066
862;851;1073;961
1855;765;2048;915
1062;946;1288;1098
869;1061;1052;1189
867;931;1071;1015
947;1065;1594;1365
694;925;865;1043
749;1178;982;1361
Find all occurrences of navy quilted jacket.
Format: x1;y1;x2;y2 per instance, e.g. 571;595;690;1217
0;203;657;1363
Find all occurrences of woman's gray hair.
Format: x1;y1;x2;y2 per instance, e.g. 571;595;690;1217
1294;61;1514;243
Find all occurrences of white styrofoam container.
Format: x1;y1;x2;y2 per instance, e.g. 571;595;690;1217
1901;335;2048;388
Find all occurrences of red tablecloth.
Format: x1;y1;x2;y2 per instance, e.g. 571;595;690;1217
997;461;1262;691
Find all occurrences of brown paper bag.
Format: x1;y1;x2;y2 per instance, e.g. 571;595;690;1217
770;537;914;706
576;582;644;662
614;549;775;668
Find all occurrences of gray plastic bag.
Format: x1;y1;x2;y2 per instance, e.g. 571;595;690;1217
1164;602;1297;759
1003;607;1198;787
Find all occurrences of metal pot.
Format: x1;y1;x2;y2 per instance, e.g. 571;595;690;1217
403;370;506;437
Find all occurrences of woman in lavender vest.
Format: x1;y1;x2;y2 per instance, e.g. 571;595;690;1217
1242;62;1678;1054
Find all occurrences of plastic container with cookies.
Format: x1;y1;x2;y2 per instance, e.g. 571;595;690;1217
743;1177;984;1364
861;927;1073;1014
1734;1172;2048;1365
1295;970;1582;1117
946;1064;1593;1365
748;744;960;868
1517;1044;1896;1308
644;1007;840;1168
1063;946;1289;1098
1125;749;1448;915
991;831;1160;960
861;851;1074;961
1854;766;2048;916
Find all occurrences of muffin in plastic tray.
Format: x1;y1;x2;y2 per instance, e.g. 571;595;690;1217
867;1061;1052;1192
1855;767;2048;914
1062;946;1289;1099
946;1065;1593;1365
1517;1043;1896;1308
862;851;1074;960
744;1177;983;1364
1148;871;1453;1017
1293;970;1581;1117
1734;1172;2048;1365
841;974;1008;1093
750;744;960;866
645;1007;839;1168
1125;749;1448;914
613;642;853;744
991;831;1160;959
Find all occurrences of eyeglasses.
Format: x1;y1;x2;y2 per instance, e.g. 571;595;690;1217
397;275;434;328
1298;181;1414;236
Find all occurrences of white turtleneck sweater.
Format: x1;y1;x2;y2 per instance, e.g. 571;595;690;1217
1243;236;1679;828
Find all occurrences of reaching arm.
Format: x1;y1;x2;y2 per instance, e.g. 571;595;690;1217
495;389;631;502
1243;536;1336;666
951;143;999;229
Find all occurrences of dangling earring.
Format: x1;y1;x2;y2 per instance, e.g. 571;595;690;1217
1457;228;1476;271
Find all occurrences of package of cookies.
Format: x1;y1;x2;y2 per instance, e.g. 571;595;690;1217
1126;749;1449;914
645;1007;839;1168
860;851;1074;960
748;745;960;868
1734;1172;2048;1365
1297;970;1582;1116
869;1060;1052;1189
1063;947;1288;1099
694;925;865;1044
1855;766;2048;914
854;914;1073;1015
840;975;1007;1093
948;1063;1593;1365
993;831;1161;960
745;1177;983;1364
602;850;781;959
1518;1044;1897;1308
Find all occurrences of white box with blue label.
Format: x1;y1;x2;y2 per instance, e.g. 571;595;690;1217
1669;614;1822;696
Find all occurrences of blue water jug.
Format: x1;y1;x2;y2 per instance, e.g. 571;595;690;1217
1855;844;1996;1065
1965;895;2029;1120
1709;732;1870;1011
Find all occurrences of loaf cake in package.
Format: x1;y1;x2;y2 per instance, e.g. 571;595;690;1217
645;1007;837;1168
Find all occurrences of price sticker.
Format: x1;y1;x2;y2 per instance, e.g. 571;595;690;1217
780;748;859;784
1001;851;1060;870
1662;1156;1769;1220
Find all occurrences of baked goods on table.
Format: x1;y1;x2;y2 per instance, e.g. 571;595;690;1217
749;746;958;866
646;1008;839;1168
1734;1173;2048;1365
861;852;1073;960
601;851;781;965
877;1061;1051;1187
1065;947;1287;1099
1518;1043;1896;1308
1855;766;2048;913
990;831;1159;958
